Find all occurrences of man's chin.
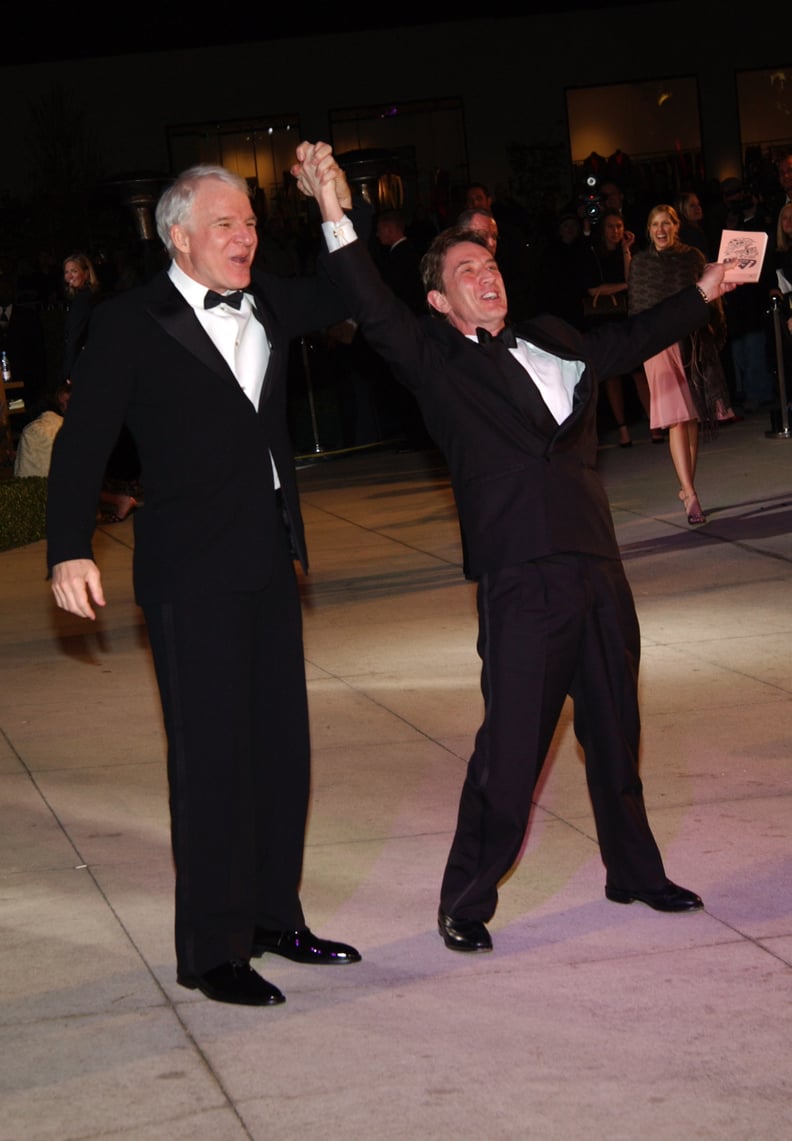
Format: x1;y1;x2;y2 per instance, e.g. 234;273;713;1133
225;265;252;289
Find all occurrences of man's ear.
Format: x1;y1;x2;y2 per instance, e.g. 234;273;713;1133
427;289;449;315
171;224;190;255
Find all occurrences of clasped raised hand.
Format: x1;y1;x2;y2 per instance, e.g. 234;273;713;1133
292;141;351;210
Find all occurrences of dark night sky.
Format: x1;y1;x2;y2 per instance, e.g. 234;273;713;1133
6;2;669;65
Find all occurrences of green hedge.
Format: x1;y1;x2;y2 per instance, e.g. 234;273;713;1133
0;477;48;551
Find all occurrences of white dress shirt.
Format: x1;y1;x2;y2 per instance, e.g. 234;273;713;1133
168;261;279;486
465;335;580;424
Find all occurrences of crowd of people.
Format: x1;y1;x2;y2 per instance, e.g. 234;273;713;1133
432;156;792;524
5;150;792;521
331;153;790;525
1;248;138;474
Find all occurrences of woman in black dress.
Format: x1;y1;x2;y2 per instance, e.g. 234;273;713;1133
583;210;655;446
62;252;101;380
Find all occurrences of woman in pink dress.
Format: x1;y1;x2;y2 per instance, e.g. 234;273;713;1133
629;205;731;525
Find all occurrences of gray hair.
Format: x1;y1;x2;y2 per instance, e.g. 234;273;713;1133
155;165;252;256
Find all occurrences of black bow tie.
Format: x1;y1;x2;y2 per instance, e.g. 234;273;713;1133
476;324;517;348
205;289;244;310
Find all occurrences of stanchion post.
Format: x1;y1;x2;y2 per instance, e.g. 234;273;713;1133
300;335;324;455
766;295;792;440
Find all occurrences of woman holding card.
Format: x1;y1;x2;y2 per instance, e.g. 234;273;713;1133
629;205;732;525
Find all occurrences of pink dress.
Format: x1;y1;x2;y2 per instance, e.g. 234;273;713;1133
643;341;697;429
630;242;733;429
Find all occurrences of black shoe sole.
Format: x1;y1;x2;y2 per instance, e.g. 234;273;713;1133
177;975;286;1006
605;886;703;912
252;947;361;964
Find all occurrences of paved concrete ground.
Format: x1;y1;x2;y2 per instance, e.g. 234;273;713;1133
2;415;791;1140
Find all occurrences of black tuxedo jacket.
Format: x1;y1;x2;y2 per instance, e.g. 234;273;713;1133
324;240;710;578
47;265;347;604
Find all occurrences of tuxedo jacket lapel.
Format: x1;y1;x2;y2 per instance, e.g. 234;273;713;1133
475;339;560;436
248;285;279;409
143;274;239;387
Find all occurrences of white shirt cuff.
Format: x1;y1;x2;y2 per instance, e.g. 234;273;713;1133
321;215;358;252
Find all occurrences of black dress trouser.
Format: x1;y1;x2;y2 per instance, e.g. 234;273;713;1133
440;553;667;921
144;525;309;978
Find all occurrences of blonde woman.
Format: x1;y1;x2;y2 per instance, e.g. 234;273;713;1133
62;252;101;379
629;205;731;525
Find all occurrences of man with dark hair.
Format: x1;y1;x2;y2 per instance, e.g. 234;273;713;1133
374;208;424;314
465;183;493;211
294;141;736;953
716;180;776;410
456;207;498;254
47;164;361;1006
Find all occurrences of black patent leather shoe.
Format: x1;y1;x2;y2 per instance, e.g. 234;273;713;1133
438;909;493;952
605;880;703;912
251;927;361;964
177;959;286;1005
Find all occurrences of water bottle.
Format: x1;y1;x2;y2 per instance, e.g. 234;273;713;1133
0;352;10;383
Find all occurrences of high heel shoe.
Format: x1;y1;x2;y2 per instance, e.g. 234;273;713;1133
679;489;706;526
617;424;632;448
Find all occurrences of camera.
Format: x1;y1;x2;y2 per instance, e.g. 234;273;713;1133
578;174;602;225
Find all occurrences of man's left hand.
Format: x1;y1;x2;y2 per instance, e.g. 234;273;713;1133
293;141;352;210
699;262;737;300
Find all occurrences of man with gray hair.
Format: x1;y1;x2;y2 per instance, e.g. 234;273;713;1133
47;165;361;1006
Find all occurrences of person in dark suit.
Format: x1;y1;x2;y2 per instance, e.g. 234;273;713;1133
0;267;47;416
374;209;424;315
47;165;361;1006
294;141;736;953
371;209;431;447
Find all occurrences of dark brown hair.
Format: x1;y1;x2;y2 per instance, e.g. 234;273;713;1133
420;227;491;296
